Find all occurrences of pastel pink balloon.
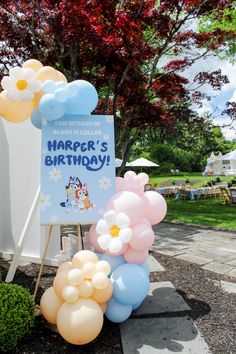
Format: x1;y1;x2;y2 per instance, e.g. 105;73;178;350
106;243;128;256
142;191;167;225
123;246;149;264
124;171;136;181
129;223;155;251
88;224;105;253
116;177;125;193
107;191;144;226
141;218;152;225
137;173;149;185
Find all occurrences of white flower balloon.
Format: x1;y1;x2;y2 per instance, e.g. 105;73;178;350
96;210;132;253
1;66;41;102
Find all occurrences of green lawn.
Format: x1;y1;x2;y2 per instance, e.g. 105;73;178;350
149;172;232;188
165;198;236;231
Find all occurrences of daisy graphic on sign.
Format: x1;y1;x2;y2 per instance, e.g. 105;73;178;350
99;176;111;190
40;193;51;211
1;66;41;101
49;168;62;182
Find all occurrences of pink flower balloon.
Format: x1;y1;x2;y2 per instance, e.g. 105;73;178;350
107;191;144;226
88;224;105;253
129;223;155;251
142;191;167;225
123;246;149;264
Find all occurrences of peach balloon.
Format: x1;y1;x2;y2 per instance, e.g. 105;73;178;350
82;262;96;279
88;224;105;253
53;270;69;298
95;261;111;275
107;191;144;226
57;299;103;345
32;90;44;108
92;280;113;303
22;59;43;72
123;247;149;264
68;268;83;286
40;287;63;324
57;261;72;274
62;285;79;303
56;70;68;83
143;191;167;225
92;272;109;290
129;223;155;251
0;91;33;123
36;66;59;82
72;250;99;268
99;302;107;315
79;280;94;298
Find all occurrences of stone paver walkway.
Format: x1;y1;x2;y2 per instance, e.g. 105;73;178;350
152;222;236;279
120;255;211;354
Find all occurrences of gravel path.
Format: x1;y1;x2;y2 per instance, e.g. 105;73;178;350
1;251;236;354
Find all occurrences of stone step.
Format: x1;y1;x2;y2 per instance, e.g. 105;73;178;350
132;281;190;317
120;317;211;354
147;254;165;272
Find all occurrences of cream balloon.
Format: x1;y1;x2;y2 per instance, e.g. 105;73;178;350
36;66;59;82
0;90;33;123
22;59;43;72
53;270;69;298
72;250;99;268
57;261;73;274
40;287;63;324
92;272;109;290
68;268;83;286
95;261;111;275
91;280;113;303
57;299;103;345
62;285;79;303
56;70;68;83
79;280;94;298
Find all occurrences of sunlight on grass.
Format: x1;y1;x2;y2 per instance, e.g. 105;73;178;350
165;199;236;231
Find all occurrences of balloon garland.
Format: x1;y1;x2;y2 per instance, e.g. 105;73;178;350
0;59;167;345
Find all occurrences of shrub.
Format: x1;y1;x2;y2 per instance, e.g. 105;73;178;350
184;175;190;183
0;283;35;352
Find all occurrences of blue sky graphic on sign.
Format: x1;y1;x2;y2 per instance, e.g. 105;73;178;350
40;114;115;224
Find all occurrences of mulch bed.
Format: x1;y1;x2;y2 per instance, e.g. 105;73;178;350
1;252;236;354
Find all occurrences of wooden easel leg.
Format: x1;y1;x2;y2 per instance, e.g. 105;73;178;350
33;225;53;300
77;224;84;250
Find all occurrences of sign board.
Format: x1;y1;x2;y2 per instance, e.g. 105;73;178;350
40;115;115;224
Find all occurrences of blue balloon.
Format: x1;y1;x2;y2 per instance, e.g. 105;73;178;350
42;80;57;93
101;254;126;274
39;94;65;121
105;297;132;323
31;109;42;129
132;301;143;310
111;264;149;306
65;80;98;114
140;261;150;276
54;88;69;103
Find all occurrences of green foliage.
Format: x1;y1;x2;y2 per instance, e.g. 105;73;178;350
169;178;177;186
184;176;191;183
0;283;35;352
228;176;236;187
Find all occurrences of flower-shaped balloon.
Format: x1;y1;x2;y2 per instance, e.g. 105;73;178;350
96;210;132;253
1;66;41;101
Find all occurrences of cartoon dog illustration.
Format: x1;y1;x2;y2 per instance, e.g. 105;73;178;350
60;177;94;211
60;176;82;211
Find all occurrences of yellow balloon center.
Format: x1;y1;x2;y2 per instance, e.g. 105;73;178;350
109;225;120;238
16;79;28;90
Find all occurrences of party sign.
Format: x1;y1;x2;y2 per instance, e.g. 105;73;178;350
40;114;115;224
